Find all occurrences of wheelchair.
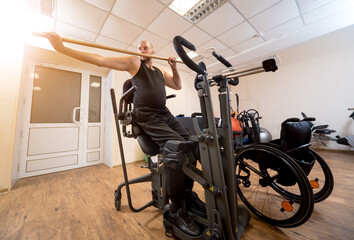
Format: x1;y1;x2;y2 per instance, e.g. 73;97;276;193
235;110;334;227
111;35;316;239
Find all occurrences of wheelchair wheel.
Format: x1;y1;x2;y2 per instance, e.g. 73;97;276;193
235;144;314;228
308;149;334;202
271;149;334;203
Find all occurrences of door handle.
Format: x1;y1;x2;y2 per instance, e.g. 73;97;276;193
73;107;84;123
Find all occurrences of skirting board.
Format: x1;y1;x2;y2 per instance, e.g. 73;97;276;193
0;188;8;194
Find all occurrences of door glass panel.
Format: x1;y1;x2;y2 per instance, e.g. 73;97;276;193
30;66;81;123
88;75;101;123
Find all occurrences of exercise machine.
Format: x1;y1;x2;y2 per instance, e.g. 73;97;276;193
111;35;315;239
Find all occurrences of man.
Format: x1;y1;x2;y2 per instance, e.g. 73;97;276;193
44;33;204;236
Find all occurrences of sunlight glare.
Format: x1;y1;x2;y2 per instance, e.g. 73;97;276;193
0;0;54;58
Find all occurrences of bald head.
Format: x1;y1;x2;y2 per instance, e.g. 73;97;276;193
139;40;154;50
138;40;155;63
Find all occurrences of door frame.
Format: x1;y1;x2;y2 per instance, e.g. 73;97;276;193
16;60;106;178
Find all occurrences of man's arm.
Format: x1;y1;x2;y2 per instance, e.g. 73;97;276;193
163;57;182;90
45;32;140;75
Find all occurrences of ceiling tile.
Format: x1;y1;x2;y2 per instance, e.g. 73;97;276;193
231;37;264;53
217;22;257;47
157;0;172;5
100;15;143;44
207;63;226;74
132;30;169;52
303;0;354;24
111;0;164;28
201;57;217;67
55;21;97;42
127;45;137;53
56;0;107;33
196;2;244;37
83;0;115;11
248;0;299;32
156;43;179;59
219;48;237;58
147;8;192;41
178;64;195;74
95;35;130;50
263;17;303;40
197;39;228;57
181;26;213;48
229;0;281;18
297;0;335;13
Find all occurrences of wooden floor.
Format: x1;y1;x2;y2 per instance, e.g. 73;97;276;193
1;150;353;240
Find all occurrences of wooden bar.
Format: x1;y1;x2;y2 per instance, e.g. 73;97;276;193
32;32;184;64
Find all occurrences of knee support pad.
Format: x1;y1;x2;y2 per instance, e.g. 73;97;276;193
162;140;194;169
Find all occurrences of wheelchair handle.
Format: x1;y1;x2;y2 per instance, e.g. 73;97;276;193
119;86;137;119
173;36;206;75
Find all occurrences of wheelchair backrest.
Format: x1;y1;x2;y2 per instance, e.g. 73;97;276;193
281;118;312;160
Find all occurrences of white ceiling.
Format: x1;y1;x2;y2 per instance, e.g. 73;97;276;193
36;0;354;73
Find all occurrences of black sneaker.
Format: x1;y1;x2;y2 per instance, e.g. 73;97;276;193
185;191;207;218
169;207;201;236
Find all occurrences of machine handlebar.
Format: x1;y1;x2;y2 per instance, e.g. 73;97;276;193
173;36;205;75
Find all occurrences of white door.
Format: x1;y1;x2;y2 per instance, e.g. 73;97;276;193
18;62;105;178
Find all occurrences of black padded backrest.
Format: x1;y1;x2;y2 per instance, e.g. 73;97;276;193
122;79;161;155
281;118;311;160
123;79;134;104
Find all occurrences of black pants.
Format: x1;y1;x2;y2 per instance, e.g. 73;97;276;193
134;106;195;204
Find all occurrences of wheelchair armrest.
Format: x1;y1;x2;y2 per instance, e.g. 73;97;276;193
302;117;315;122
286;143;311;154
312;124;329;130
313;128;336;134
166;94;176;99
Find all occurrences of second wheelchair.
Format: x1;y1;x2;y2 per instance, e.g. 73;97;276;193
234;110;334;227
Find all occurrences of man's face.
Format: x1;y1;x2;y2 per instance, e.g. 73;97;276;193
138;41;154;62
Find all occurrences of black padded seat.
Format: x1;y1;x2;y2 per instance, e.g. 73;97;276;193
132;123;162;156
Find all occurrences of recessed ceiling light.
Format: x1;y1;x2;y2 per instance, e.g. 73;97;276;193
176;51;200;61
169;0;227;24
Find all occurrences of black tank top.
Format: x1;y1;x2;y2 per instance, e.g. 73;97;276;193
131;60;166;108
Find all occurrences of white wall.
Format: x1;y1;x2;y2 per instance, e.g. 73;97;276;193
228;24;354;140
0;40;23;191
